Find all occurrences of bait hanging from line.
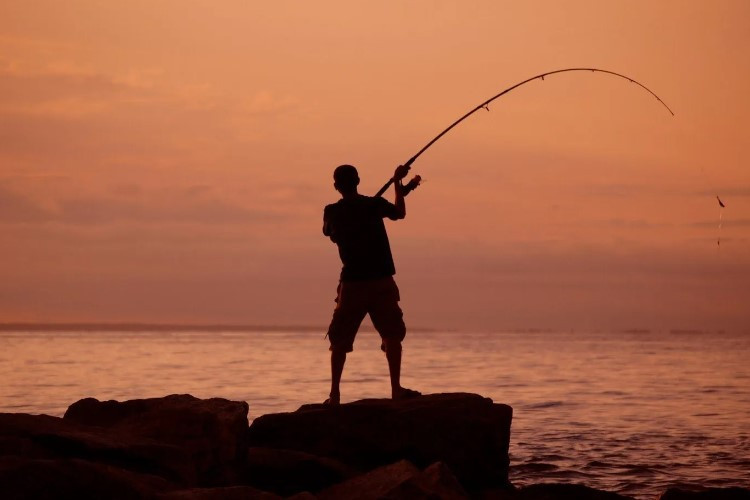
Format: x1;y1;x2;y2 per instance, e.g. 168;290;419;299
376;67;675;198
717;196;726;247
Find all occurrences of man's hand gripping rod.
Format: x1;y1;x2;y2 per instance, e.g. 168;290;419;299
375;158;422;198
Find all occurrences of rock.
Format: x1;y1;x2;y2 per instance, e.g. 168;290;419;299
316;460;422;500
287;493;318;500
242;447;356;496
0;456;173;500
0;412;190;484
64;394;249;485
418;461;471;500
158;485;281;500
659;487;750;500
247;392;512;490
318;460;470;500
1;394;251;488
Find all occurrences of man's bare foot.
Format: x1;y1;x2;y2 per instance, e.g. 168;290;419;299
323;394;340;405
392;387;421;400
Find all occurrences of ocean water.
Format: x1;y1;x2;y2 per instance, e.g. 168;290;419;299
1;328;748;498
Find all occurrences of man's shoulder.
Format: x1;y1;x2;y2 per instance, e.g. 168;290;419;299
326;195;378;208
324;199;348;212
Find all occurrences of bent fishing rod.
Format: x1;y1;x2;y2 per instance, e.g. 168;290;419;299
376;67;674;198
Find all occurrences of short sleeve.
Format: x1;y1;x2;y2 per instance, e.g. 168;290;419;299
323;204;333;237
374;196;400;220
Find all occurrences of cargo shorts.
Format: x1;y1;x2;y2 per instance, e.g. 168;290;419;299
326;276;406;353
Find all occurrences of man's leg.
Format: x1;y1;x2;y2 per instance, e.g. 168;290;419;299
329;349;346;404
382;338;402;397
382;338;420;399
369;278;420;400
326;281;366;404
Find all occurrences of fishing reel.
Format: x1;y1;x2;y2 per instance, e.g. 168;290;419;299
402;175;422;197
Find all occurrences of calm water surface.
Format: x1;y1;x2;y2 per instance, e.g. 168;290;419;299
1;329;749;498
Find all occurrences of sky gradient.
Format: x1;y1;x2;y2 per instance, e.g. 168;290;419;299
1;1;748;332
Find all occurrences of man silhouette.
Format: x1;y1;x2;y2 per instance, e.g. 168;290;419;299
322;164;420;405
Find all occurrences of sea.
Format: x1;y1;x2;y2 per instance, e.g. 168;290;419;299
1;327;748;498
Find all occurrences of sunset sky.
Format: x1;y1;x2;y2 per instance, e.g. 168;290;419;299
1;1;748;332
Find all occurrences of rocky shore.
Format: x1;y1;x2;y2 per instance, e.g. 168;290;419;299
0;393;747;499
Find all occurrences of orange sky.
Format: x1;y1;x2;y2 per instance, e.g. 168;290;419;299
1;1;748;331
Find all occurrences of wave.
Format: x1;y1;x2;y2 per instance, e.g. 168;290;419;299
511;462;559;473
524;401;564;409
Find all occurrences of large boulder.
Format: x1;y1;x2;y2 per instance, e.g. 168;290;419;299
0;412;189;484
64;394;249;486
0;456;173;500
247;392;512;490
0;394;251;490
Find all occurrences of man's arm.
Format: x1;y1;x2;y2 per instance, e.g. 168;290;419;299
391;164;409;220
323;205;337;242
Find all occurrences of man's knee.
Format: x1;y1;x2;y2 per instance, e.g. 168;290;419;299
330;347;348;357
382;338;402;353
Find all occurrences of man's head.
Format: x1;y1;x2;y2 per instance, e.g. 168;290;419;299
333;164;359;195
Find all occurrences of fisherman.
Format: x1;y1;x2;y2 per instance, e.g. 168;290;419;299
322;164;421;405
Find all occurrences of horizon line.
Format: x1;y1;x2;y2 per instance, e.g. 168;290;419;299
0;322;441;333
0;322;737;335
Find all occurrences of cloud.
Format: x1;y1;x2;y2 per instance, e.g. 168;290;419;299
690;218;750;228
0;184;284;226
695;187;750;198
581;183;650;197
579;182;687;198
243;90;299;116
0;186;50;222
109;183;143;197
57;196;276;225
0;65;154;118
598;218;674;229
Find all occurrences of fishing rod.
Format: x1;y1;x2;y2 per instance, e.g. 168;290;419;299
376;67;674;198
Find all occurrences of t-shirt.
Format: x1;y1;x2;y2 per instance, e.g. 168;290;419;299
323;194;401;281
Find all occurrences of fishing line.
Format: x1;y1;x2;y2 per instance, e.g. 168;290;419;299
717;196;725;247
699;163;726;248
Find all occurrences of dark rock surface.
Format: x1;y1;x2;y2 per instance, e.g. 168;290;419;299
247;392;513;490
316;459;469;500
64;394;249;485
243;447;356;495
0;456;173;500
316;459;422;500
157;485;281;499
418;461;472;500
0;411;190;485
659;486;750;500
0;394;251;498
